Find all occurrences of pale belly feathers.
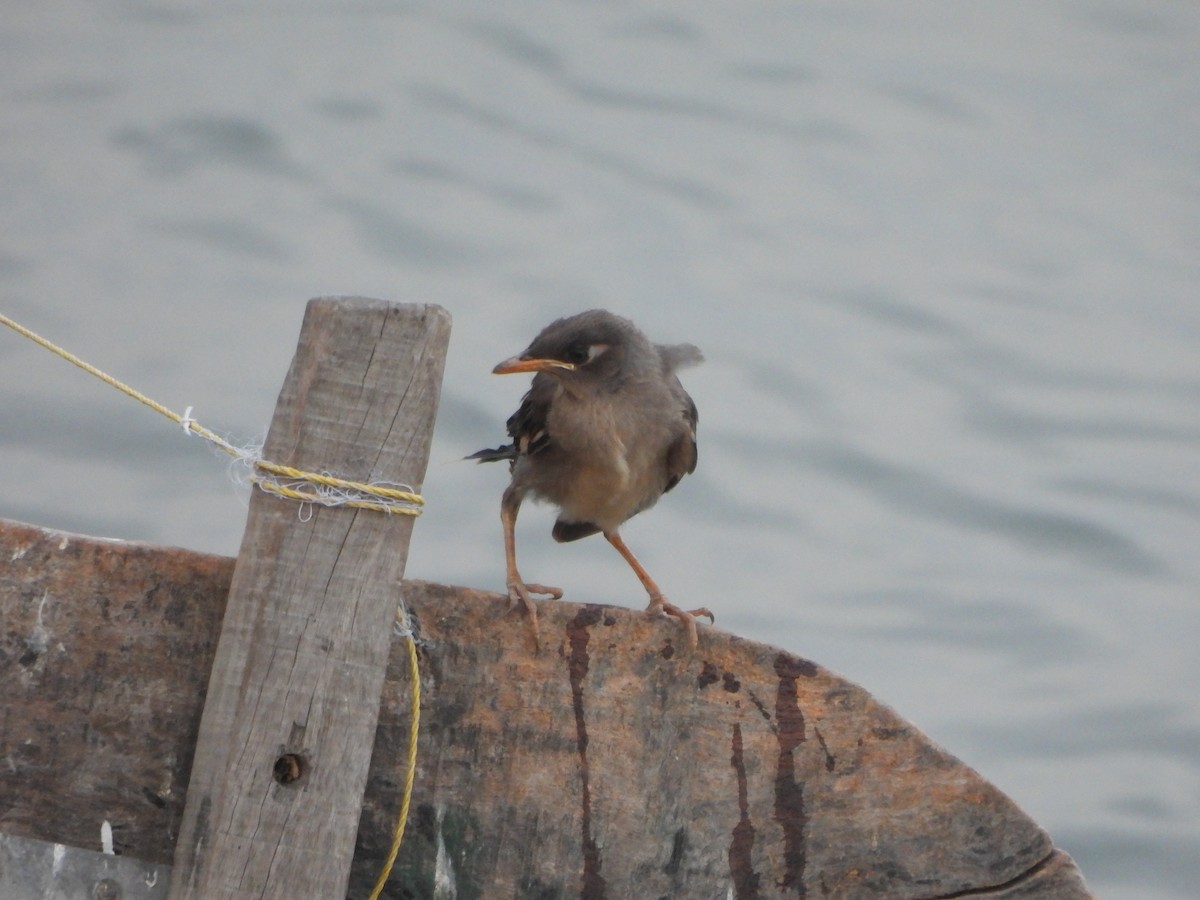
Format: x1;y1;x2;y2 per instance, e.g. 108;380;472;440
522;386;674;531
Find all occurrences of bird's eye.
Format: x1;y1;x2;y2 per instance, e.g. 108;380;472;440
564;343;590;365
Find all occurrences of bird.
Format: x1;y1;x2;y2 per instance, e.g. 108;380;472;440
469;309;714;647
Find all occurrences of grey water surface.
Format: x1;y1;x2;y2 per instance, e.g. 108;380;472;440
2;3;1198;898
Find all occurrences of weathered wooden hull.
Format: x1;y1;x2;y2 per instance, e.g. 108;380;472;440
0;516;1092;898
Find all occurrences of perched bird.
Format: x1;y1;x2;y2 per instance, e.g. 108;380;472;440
470;309;713;647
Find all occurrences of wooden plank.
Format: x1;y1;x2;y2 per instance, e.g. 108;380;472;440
0;517;1094;898
0;518;233;860
351;581;1095;900
168;299;450;899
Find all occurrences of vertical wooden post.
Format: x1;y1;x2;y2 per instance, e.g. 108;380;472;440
169;298;450;899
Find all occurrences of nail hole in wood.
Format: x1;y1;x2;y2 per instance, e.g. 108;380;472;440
273;753;305;786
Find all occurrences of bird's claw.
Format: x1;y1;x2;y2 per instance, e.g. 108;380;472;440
520;582;564;600
506;580;562;647
645;597;711;650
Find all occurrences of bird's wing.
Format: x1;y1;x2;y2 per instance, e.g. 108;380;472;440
663;384;698;494
504;373;556;458
466;375;557;464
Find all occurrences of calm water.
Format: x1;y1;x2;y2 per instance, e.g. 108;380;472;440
3;3;1198;897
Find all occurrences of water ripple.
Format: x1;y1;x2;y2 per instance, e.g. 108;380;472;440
970;703;1200;765
323;196;498;268
391;157;558;212
838;589;1095;664
803;439;1167;576
112;115;305;179
408;84;735;210
146;216;291;261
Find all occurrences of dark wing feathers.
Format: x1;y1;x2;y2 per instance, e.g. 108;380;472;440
468;374;555;467
465;443;517;463
506;376;555;458
663;387;698;494
552;519;601;542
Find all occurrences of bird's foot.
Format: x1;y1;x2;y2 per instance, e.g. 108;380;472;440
507;580;563;646
520;582;564;601
645;597;715;650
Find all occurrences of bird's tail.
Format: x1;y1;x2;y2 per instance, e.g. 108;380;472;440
465;444;516;463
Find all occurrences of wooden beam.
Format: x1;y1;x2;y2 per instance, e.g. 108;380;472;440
0;519;233;862
0;516;1095;898
168;299;450;898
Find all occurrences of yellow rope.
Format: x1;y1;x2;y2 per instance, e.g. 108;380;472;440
2;311;425;893
0;312;423;516
369;610;422;900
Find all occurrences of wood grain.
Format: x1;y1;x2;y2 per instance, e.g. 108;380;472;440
0;520;233;859
0;517;1093;898
167;298;450;899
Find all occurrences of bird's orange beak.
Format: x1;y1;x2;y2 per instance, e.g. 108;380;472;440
492;356;576;375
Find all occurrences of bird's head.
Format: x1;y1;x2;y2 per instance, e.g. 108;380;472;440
492;309;650;387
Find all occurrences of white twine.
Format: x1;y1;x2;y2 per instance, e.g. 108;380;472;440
215;435;422;518
393;601;414;640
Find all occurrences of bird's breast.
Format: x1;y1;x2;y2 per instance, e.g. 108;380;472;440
535;392;670;528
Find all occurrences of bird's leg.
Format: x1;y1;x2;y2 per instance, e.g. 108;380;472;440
603;530;714;648
501;488;562;644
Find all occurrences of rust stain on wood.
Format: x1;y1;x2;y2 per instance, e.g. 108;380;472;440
813;726;837;773
773;652;814;897
729;723;761;899
746;687;776;732
566;605;607;900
